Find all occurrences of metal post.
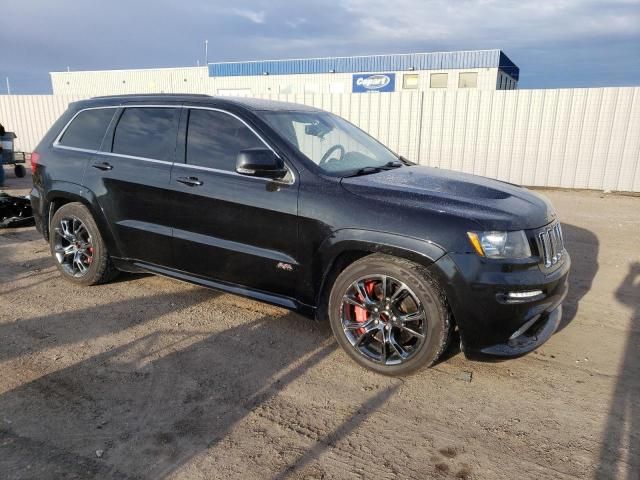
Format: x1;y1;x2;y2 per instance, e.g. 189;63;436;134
204;40;209;65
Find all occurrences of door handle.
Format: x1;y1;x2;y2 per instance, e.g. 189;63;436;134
176;176;203;187
92;161;113;171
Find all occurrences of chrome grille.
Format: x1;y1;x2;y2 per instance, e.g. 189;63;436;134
537;223;565;268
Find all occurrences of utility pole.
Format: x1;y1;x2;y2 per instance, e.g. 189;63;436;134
204;40;209;65
5;77;10;95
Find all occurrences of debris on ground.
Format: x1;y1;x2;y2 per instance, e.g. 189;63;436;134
457;371;473;383
95;449;104;458
0;193;34;228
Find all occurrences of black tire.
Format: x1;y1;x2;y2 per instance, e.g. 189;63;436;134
49;202;119;286
328;254;451;376
14;164;26;178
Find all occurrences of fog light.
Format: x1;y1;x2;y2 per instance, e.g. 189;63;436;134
507;290;543;299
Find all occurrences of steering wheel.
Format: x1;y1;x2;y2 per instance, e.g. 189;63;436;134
319;144;345;166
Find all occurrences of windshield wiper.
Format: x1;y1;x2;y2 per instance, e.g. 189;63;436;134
397;156;415;166
344;166;386;177
344;162;403;178
384;161;403;168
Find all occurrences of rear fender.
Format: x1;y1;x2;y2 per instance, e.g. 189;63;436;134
44;182;121;258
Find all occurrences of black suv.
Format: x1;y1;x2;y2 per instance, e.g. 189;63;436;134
31;94;570;375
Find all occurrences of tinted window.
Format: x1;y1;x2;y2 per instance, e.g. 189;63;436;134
112;107;180;161
186;109;264;171
59;108;115;150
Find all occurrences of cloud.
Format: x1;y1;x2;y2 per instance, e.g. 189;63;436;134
285;18;308;29
231;8;266;24
0;0;638;92
340;0;640;47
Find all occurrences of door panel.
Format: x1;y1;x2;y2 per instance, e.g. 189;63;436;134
171;168;299;295
170;108;300;297
85;155;175;265
82;106;180;266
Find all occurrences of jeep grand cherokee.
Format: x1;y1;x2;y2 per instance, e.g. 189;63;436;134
30;95;570;375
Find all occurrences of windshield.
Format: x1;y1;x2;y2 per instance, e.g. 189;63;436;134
259;111;400;174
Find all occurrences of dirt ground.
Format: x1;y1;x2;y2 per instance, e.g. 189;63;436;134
1;168;639;480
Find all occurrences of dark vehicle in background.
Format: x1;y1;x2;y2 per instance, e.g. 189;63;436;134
30;94;570;375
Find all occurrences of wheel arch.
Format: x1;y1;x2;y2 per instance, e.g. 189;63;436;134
44;184;121;258
313;229;447;321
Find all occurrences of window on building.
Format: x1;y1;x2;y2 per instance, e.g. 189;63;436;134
430;73;448;88
186;109;264;172
458;72;478;88
58;108;116;150
403;74;419;89
112;107;180;161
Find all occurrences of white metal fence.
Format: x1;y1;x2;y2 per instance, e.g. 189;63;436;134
1;88;639;192
0;95;83;155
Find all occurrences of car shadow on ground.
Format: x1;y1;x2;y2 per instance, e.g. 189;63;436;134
0;290;401;479
0;288;219;364
596;262;640;479
557;222;599;333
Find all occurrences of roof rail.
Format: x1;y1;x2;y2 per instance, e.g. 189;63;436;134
90;93;211;99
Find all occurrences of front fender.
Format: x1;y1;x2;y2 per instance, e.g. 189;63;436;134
312;228;446;307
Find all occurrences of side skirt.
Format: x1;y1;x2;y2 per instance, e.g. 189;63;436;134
111;257;317;319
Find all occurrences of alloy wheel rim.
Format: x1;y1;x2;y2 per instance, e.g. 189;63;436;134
53;216;94;277
340;275;427;365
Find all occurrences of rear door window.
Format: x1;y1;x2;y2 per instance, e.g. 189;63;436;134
112;107;180;161
186;109;264;171
58;108;116;150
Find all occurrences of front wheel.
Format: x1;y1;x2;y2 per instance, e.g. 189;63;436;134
328;254;451;375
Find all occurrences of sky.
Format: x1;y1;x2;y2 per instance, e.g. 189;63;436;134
0;0;639;94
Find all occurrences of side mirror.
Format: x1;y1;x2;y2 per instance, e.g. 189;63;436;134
236;148;288;179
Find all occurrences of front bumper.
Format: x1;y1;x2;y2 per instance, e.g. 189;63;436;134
427;250;570;360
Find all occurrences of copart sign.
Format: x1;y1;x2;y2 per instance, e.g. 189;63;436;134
352;73;395;93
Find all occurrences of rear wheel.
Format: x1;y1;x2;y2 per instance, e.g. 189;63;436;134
49;202;118;286
328;254;451;375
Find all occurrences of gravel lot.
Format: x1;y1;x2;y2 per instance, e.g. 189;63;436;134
1;170;638;480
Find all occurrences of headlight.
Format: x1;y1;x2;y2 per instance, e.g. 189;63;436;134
467;230;532;259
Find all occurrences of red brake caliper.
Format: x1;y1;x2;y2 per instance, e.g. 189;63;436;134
353;281;377;335
86;247;94;264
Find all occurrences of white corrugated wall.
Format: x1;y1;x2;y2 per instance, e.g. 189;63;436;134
51;67;209;96
1;88;639;191
0;95;83;153
50;67;502;96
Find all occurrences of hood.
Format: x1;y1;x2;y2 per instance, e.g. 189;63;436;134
341;165;557;230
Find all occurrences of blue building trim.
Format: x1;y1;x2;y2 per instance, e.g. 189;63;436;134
208;49;519;80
